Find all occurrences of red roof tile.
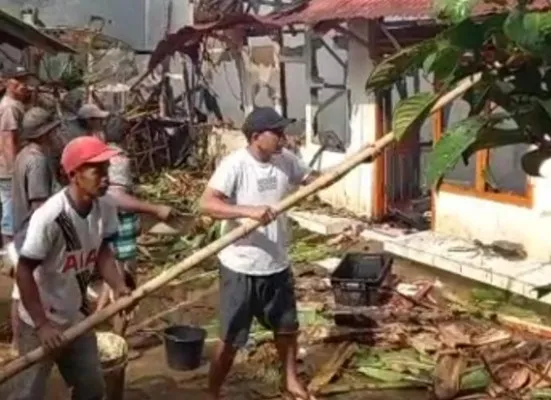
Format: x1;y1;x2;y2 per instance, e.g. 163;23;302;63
148;0;551;71
271;0;550;25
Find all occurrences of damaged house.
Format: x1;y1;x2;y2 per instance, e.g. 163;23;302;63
5;0;551;305
267;0;551;306
147;0;551;306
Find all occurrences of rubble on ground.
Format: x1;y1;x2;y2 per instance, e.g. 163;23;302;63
232;269;551;400
3;167;551;400
119;168;551;400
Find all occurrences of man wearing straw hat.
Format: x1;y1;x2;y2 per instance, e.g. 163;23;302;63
9;136;131;400
200;107;320;400
10;107;63;354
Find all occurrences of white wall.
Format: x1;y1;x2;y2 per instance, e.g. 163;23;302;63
435;98;543;259
434;177;551;260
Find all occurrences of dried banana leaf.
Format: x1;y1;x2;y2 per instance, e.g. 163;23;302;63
357;366;430;385
433;354;467;400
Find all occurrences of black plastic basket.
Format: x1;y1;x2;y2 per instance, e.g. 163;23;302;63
330;252;394;308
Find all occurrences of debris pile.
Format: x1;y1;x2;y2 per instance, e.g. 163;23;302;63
133;169;220;275
235;272;551;400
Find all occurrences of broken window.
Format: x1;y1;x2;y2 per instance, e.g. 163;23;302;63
306;30;350;151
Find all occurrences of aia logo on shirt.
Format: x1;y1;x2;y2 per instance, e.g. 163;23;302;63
62;249;97;273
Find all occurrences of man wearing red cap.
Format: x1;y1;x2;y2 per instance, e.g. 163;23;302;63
9;136;131;400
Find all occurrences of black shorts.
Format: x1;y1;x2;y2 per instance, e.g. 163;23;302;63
219;265;299;349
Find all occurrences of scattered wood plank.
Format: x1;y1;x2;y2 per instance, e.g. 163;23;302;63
496;314;551;340
438;323;471;348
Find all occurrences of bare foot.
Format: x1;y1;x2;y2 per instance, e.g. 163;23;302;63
283;379;316;400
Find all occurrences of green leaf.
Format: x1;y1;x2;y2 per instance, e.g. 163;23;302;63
425;116;487;187
463;80;492;116
365;41;437;92
460;367;490;390
433;0;479;23
504;9;551;55
463;127;529;160
392;93;438;140
444;18;486;50
423;44;459;82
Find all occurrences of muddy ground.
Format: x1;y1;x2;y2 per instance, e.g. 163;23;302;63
0;239;549;399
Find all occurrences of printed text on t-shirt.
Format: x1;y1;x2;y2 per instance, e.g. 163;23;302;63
257;176;277;192
61;249;97;273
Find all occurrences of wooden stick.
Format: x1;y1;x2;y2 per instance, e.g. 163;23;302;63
0;73;481;383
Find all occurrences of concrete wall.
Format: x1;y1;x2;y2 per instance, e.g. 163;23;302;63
434;99;543;259
434;177;551;260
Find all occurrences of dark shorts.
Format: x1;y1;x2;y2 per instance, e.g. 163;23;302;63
219;265;299;349
3;320;104;400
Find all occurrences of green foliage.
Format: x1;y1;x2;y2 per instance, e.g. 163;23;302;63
426;116;487;187
434;0;478;23
365;0;551;184
365;41;437;92
504;9;551;55
392;93;439;140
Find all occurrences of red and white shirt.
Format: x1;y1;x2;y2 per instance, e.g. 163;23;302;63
17;190;118;327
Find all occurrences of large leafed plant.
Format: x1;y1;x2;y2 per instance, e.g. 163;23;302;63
365;0;551;187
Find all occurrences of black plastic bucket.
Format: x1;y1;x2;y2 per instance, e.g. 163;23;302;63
162;325;207;371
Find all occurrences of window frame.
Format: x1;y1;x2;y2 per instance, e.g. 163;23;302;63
432;108;533;208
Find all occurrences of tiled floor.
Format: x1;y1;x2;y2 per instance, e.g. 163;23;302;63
383;231;551;305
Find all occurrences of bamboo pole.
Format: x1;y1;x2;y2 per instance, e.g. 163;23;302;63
0;73;481;383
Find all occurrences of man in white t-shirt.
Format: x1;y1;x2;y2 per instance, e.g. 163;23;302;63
200;107;320;400
8;136;131;400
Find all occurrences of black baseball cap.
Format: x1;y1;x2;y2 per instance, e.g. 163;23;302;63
242;107;295;138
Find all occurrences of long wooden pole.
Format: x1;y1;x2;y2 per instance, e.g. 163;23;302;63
0;73;481;383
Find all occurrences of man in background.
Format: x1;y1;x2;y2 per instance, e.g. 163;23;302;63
10;107;62;352
76;103;109;141
83;107;174;312
0;68;34;244
12;107;61;232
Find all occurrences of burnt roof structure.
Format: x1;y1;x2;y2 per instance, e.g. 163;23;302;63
0;9;75;53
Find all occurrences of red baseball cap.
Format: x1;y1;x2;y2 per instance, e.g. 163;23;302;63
61;136;120;174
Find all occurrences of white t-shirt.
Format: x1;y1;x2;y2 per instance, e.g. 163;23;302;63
16;190;118;327
208;148;311;275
